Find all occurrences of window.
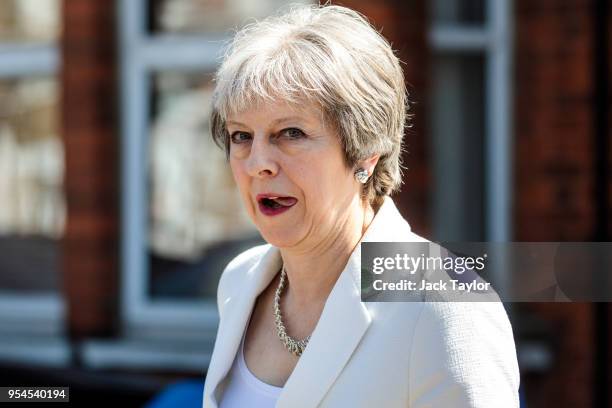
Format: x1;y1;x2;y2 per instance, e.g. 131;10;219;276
429;0;513;242
107;0;309;370
0;0;69;365
428;0;513;289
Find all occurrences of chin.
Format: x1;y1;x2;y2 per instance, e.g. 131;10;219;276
258;227;302;248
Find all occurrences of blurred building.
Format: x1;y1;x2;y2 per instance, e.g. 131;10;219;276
0;0;610;406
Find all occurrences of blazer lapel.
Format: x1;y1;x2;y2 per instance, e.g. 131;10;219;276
276;243;370;408
205;246;282;407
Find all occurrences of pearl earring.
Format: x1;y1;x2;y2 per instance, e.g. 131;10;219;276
355;168;369;184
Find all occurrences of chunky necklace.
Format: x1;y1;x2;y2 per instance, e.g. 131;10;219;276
273;266;311;356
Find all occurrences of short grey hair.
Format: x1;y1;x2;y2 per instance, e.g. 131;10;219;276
210;4;408;208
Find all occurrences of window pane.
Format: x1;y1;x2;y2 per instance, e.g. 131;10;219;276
150;0;311;35
148;71;262;300
0;77;64;293
0;0;60;43
429;55;485;241
431;0;485;25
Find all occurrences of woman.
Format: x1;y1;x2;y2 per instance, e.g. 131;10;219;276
203;5;519;407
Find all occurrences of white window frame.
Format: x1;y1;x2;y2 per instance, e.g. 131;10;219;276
429;0;513;290
0;39;69;365
116;0;229;343
0;45;63;334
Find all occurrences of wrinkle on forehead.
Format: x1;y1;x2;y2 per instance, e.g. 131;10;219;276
226;95;334;134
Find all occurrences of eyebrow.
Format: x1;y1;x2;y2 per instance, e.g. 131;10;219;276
226;116;306;128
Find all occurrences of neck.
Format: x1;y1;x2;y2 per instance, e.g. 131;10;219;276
279;196;376;308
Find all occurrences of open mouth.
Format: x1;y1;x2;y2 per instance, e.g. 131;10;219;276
256;195;298;214
259;196;298;209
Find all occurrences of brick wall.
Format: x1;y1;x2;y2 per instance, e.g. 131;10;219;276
60;0;119;338
515;0;596;241
515;0;609;406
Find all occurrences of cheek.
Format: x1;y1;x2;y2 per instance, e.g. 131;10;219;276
230;161;252;205
293;158;350;209
317;152;353;190
287;158;320;190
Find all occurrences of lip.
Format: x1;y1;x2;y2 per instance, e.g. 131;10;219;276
256;193;298;217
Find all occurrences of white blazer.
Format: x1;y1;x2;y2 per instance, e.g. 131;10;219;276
202;197;520;407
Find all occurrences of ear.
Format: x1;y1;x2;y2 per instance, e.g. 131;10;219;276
359;154;380;176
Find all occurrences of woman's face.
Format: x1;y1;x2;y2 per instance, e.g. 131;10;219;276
226;100;359;249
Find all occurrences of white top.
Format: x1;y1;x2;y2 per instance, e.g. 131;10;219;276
219;326;283;408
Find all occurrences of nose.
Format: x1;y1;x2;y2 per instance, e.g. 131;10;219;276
245;136;279;179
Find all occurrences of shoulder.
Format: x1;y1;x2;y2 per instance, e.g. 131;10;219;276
216;244;271;313
406;301;520;407
220;244;270;281
411;301;517;354
366;299;516;351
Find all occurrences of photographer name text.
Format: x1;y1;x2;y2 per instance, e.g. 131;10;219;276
372;279;491;293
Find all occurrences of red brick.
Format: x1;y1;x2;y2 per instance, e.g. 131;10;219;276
60;0;119;339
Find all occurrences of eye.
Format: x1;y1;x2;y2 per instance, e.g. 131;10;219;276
280;128;305;140
229;131;252;144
